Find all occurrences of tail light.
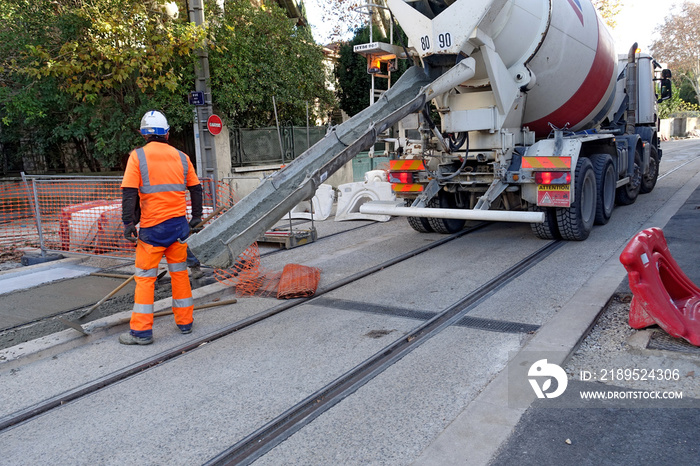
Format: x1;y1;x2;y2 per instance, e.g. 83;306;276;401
535;171;571;185
389;172;414;184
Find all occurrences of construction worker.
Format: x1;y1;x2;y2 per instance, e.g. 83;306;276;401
119;110;203;345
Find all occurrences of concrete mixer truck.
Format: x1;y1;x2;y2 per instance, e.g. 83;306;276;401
188;0;671;269
359;0;670;241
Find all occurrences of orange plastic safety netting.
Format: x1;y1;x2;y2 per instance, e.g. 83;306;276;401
212;243;265;295
215;256;321;300
0;181;40;256
277;264;321;299
0;175;319;299
0;177;233;258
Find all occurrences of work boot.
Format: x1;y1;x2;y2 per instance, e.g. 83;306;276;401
190;264;204;280
178;322;193;334
119;331;153;345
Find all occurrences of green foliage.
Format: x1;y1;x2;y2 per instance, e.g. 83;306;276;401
336;27;373;117
209;0;335;128
657;85;700;119
0;0;204;172
679;79;698;105
651;2;700;111
0;0;334;173
335;25;411;117
18;1;205;101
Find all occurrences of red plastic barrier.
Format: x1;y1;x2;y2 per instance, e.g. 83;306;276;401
59;200;117;251
619;227;700;346
96;207;136;256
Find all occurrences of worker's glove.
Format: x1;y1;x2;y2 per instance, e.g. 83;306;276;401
124;223;138;243
189;217;203;233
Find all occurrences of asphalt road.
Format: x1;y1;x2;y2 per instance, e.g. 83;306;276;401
0;138;699;465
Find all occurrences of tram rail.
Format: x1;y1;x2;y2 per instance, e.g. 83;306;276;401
0;222;490;432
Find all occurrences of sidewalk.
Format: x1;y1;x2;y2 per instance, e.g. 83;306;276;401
488;186;700;465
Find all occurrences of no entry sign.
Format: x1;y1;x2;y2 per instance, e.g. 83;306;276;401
207;114;223;135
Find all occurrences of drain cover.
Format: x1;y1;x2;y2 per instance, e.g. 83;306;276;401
646;331;700;354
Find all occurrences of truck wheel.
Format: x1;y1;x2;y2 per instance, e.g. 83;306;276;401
406;199;433;233
427;192;465;234
529;204;561;240
590;153;615;225
615;146;642;205
557;157;596;241
640;145;659;194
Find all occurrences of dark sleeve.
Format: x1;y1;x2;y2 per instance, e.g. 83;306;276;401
122;187;140;225
187;184;203;219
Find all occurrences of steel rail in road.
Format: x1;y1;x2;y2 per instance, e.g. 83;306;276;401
203;150;700;464
658;155;700;180
14;151;692;335
204;240;564;466
0;222;490;433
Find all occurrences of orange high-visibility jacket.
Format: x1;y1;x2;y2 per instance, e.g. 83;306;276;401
121;141;200;228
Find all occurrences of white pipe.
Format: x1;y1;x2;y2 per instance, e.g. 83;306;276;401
359;203;544;223
424;57;477;101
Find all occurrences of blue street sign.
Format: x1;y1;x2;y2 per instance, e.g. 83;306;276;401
189;91;205;105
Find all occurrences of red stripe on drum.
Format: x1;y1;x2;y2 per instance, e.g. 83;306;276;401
525;14;615;135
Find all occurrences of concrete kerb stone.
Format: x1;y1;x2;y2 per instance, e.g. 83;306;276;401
0;279;235;366
414;168;700;466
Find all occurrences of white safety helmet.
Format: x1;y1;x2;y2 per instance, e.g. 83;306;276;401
140;110;170;136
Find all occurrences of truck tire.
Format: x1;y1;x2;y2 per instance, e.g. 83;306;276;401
529;204;561;240
615;146;642;205
406;199;433;233
640;145;659;194
590;153;615;225
556;157;596;241
427;192;465;234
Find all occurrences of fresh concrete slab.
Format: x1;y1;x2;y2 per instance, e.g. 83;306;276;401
0;259;99;295
0;275;133;330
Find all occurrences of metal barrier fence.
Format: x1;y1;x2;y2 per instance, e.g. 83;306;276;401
0;175;236;260
0;174;322;298
0;178;39;258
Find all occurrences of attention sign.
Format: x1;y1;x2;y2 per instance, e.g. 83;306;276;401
537;184;571;207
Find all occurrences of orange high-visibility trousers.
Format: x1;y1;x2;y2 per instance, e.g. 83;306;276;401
130;239;193;337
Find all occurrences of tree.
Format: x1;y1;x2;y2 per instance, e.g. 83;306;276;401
679;79;699;104
657;83;700;119
651;2;700;106
0;0;335;173
313;0;367;43
209;0;335;128
592;0;622;29
1;0;205;171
